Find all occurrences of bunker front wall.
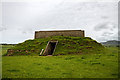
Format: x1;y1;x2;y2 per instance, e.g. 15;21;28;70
35;30;85;39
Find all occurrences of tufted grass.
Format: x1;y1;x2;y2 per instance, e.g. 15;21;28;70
5;36;104;56
2;47;118;78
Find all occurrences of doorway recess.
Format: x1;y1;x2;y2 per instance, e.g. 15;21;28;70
43;41;58;56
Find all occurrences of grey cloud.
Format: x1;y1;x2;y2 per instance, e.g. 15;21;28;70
96;36;109;42
111;34;118;40
94;23;109;31
20;28;34;34
1;2;117;43
102;32;113;36
96;33;118;42
101;16;109;19
118;31;120;40
112;25;116;28
0;27;7;31
22;31;27;34
94;22;116;31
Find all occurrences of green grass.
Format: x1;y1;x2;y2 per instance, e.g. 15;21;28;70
7;36;104;56
2;47;118;78
0;45;14;55
0;44;14;78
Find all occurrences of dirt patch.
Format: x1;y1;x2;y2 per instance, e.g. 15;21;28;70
67;46;75;49
47;55;52;56
86;46;93;49
7;49;14;56
68;51;83;54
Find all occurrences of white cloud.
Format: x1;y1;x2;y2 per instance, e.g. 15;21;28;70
1;0;119;2
1;1;118;43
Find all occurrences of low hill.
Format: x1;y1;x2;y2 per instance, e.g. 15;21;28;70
6;36;104;56
101;40;120;47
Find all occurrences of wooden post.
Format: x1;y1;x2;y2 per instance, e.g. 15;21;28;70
40;49;44;56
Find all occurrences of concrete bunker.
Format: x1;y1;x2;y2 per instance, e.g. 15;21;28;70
35;30;85;39
43;41;58;55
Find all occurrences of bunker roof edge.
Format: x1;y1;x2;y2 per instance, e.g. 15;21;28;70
35;30;84;33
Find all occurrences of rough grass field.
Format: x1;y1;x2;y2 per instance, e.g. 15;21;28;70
2;46;118;78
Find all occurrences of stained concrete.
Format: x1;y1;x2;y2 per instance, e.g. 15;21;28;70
35;30;85;39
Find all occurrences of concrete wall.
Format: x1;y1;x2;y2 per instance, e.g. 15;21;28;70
35;30;85;39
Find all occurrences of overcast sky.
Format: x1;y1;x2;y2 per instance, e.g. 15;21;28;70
0;0;118;44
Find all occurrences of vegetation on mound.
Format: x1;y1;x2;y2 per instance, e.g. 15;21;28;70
6;36;104;56
1;44;14;55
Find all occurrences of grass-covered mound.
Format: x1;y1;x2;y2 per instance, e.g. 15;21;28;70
6;36;104;56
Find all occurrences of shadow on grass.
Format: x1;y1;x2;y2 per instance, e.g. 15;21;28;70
7;69;20;72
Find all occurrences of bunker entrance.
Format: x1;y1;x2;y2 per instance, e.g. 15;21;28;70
43;41;58;55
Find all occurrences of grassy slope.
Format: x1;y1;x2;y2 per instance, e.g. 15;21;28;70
0;45;1;79
8;36;104;56
0;45;14;55
2;47;118;78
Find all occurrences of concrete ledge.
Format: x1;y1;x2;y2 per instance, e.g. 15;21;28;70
35;30;85;39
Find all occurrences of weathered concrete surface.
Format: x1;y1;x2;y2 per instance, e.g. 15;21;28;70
35;30;85;39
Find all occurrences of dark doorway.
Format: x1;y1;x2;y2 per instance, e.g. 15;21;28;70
48;42;56;55
43;41;58;55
